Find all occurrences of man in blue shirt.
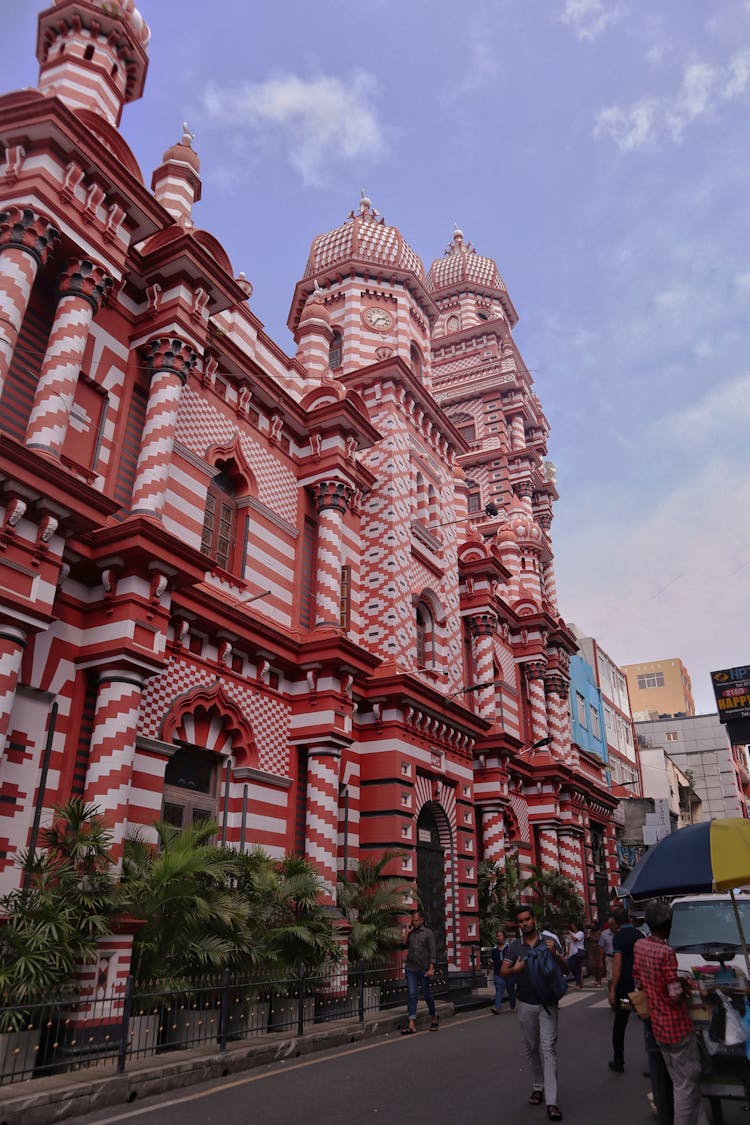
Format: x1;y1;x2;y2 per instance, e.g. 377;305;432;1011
489;929;516;1013
608;905;644;1073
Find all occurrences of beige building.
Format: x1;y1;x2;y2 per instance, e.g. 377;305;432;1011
622;658;695;721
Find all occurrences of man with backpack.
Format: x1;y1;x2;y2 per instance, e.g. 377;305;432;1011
501;905;569;1122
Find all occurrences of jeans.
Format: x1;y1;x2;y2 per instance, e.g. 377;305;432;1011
405;967;436;1019
612;1001;631;1066
494;973;516;1009
567;951;584;987
517;999;559;1107
659;1034;711;1125
645;1019;674;1125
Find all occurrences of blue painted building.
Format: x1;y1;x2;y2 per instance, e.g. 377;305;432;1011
569;654;608;765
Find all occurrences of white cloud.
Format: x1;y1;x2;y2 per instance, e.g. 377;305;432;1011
455;23;501;94
560;0;626;42
201;71;386;187
655;372;750;448
594;49;750;150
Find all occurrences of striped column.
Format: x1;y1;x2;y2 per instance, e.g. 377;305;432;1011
537;827;559;873
304;743;342;905
541;558;559;612
0;625;27;755
515;478;534;514
25;259;113;454
83;667;145;866
468;613;496;720
509;414;525;451
480;802;505;865
523;660;549;744
0;207;59;399
558;830;587;899
311;480;352;628
544;673;569;759
130;337;198;517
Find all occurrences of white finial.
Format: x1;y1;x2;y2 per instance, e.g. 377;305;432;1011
181;121;195;146
359;188;372;214
453;223;464;245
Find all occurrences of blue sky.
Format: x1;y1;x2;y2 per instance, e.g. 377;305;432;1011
5;1;750;713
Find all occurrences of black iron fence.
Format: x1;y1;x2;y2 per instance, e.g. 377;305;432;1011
0;961;451;1086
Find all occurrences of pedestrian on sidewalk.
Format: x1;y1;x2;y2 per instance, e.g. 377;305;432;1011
599;916;615;983
502;904;567;1122
585;922;605;986
565;924;585;989
633;900;710;1125
607;905;644;1073
490;929;516;1013
400;911;438;1035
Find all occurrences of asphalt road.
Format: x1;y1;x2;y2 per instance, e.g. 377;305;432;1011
70;989;750;1125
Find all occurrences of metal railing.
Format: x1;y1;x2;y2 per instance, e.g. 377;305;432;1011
0;961;450;1086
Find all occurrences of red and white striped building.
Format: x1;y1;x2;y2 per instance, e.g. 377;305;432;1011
0;0;618;968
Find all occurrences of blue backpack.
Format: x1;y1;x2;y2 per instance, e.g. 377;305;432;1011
525;943;568;1010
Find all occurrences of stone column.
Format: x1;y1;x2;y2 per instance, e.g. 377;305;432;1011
25;259;113;454
0;206;59;398
468;613;497;720
537;826;560;873
0;624;27;754
311;480;352;628
523;660;549;745
509;413;525;451
83;667;145;866
304;743;342;905
544;672;569;759
130;337;197;517
480;802;506;866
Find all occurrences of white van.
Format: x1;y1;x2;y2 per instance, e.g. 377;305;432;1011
669;893;750;978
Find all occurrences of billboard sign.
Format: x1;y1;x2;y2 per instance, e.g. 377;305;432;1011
711;666;750;723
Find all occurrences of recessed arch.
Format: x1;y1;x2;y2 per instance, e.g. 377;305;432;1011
161;682;257;767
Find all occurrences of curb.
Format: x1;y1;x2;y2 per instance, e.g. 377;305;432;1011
0;1002;455;1125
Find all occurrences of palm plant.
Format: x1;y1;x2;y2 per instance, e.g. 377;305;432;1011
337;851;408;964
522;866;585;930
121;820;250;981
0;799;116;1008
477;858;522;948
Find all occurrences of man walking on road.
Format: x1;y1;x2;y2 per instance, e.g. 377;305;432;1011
608;905;643;1072
502;904;568;1121
490;929;516;1013
400;911;438;1035
633;900;710;1125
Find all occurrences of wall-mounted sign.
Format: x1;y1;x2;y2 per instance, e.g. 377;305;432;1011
711;666;750;723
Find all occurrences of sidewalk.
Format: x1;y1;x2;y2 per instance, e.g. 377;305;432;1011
0;1001;457;1125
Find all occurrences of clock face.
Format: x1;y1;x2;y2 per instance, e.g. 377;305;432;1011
363;306;394;332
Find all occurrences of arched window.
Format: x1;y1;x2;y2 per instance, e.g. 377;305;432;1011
451;412;476;443
415;471;428;522
329;329;343;370
410;342;423;380
415;601;435;668
201;469;238;571
466;479;481;513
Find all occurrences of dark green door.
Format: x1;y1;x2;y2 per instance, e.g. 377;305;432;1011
416;805;447;962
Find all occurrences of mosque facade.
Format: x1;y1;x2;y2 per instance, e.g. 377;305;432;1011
0;0;618;967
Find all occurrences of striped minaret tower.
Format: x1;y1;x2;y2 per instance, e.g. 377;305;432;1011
83;667;146;866
151;127;202;227
295;288;334;378
0;207;59;398
0;624;27;755
304;743;342;905
130;336;198;517
25;259;113;454
522;660;549;745
311;479;352;628
468;613;497;720
480;802;506;866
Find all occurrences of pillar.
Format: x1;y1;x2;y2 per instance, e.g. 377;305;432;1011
523;660;549;744
311;480;352;628
83;667;145;865
0;624;27;755
304;743;342;905
25;259;113;454
130;337;197;517
480;802;506;866
544;673;569;759
468;613;497;720
0;206;59;398
509;413;525;451
537;827;559;873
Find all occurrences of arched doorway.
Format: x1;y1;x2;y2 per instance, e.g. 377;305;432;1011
416;804;447;962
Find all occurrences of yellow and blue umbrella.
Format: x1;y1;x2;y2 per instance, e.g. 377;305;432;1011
624;818;750;899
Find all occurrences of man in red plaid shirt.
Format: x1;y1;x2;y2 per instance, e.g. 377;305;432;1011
633;900;710;1125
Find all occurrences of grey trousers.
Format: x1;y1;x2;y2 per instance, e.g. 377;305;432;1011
517;999;559;1107
659;1034;711;1125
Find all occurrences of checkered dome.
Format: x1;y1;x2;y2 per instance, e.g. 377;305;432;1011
303;195;424;281
426;228;508;295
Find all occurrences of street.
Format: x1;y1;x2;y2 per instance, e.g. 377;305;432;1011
69;989;750;1125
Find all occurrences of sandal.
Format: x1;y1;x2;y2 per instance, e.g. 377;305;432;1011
529;1092;544;1106
547;1107;563;1121
400;1026;416;1035
430;1017;439;1031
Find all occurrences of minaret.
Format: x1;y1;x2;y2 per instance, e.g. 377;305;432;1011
36;0;150;126
152;126;202;227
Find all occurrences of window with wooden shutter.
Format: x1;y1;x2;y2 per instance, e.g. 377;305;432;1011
0;282;55;440
339;565;351;630
299;515;316;629
113;381;148;514
201;471;237;570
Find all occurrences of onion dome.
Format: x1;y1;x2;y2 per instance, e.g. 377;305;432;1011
299;283;332;328
160;126;200;172
425;227;517;325
51;0;151;46
303;191;424;282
